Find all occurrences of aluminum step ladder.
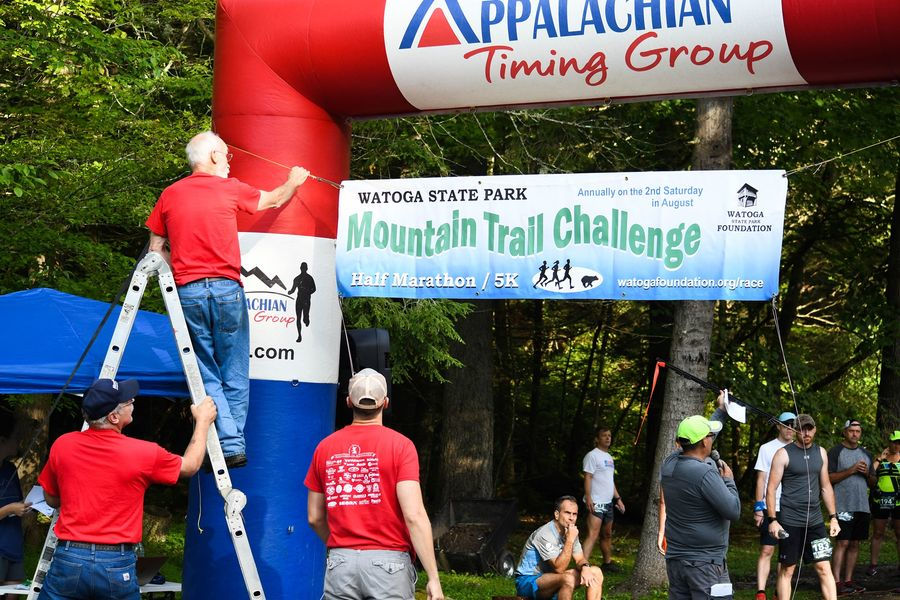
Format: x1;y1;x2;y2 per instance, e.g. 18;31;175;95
28;252;265;599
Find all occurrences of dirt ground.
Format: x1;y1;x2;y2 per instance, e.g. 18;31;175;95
734;563;900;598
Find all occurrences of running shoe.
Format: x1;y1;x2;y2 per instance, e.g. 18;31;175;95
601;561;621;573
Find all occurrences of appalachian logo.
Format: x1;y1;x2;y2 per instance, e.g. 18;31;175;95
397;0;734;50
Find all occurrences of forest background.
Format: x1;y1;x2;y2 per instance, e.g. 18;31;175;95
1;0;898;591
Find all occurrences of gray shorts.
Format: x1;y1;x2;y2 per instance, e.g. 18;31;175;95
323;548;416;600
0;556;25;582
590;502;615;524
666;559;733;600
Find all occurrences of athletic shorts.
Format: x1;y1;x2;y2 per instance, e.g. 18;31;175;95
0;556;25;582
759;514;778;546
665;559;733;600
836;511;870;541
515;574;559;600
324;548;416;600
778;522;831;565
871;495;900;520
590;502;615;523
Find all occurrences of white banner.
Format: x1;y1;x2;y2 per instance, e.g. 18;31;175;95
239;233;340;384
336;170;787;300
384;0;802;110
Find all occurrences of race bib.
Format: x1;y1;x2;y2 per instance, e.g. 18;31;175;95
810;537;832;560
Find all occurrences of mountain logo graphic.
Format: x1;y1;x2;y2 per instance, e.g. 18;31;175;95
241;266;287;291
399;0;478;49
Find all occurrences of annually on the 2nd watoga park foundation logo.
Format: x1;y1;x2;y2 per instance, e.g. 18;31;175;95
717;182;773;233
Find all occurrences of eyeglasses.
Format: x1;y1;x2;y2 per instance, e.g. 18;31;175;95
115;399;135;412
212;150;233;162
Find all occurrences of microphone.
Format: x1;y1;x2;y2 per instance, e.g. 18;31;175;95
710;449;725;470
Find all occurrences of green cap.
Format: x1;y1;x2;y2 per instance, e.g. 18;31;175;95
890;430;900;442
676;415;723;444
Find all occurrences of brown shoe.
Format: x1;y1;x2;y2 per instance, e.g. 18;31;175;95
225;453;248;468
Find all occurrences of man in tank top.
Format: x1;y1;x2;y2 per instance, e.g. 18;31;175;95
766;414;840;600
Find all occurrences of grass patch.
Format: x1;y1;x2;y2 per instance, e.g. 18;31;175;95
23;509;900;599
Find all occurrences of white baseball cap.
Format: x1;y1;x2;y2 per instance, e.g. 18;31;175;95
348;368;388;409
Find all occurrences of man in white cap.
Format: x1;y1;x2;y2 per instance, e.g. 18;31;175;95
305;368;444;600
751;411;796;600
660;413;740;600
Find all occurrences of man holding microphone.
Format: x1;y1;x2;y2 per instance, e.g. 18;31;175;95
660;411;740;600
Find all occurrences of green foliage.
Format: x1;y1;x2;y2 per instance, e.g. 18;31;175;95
0;0;213;300
340;298;472;382
2;0;899;551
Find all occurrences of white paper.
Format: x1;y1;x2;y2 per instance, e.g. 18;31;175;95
724;391;747;424
24;485;54;517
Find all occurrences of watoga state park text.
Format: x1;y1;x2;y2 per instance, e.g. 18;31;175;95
345;207;701;269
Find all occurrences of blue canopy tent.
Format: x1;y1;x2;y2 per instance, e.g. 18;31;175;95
0;288;189;396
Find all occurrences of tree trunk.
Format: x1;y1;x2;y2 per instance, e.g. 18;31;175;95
565;321;603;467
642;302;673;485
592;303;613;430
877;160;900;433
438;301;494;507
15;395;52;548
526;300;545;478
631;97;732;597
493;300;516;488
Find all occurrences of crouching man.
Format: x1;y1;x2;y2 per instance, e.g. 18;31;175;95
514;495;603;600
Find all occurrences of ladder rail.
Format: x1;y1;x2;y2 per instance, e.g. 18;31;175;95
28;252;266;599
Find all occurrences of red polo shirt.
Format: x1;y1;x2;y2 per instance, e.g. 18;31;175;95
38;429;182;543
146;172;260;285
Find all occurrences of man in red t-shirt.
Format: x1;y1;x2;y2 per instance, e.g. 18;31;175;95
305;369;444;600
37;378;216;600
145;131;308;466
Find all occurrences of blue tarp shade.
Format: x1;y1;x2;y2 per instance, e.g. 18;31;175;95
0;288;189;396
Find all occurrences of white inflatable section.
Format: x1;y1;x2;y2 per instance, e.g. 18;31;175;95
385;0;804;109
239;232;340;384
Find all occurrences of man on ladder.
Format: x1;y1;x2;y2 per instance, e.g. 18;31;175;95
146;130;309;467
36;378;216;599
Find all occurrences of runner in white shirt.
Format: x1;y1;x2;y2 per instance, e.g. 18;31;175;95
752;411;796;600
582;427;625;572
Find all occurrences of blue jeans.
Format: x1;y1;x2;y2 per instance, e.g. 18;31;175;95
38;544;138;600
178;278;250;456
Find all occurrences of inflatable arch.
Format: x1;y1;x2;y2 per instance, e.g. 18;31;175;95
186;1;898;597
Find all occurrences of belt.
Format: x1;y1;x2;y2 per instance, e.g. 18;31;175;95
64;541;135;552
183;276;231;284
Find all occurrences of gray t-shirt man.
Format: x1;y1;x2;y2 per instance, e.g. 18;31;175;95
827;444;873;514
515;520;584;575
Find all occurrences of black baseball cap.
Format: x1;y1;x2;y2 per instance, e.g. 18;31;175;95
82;378;139;420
